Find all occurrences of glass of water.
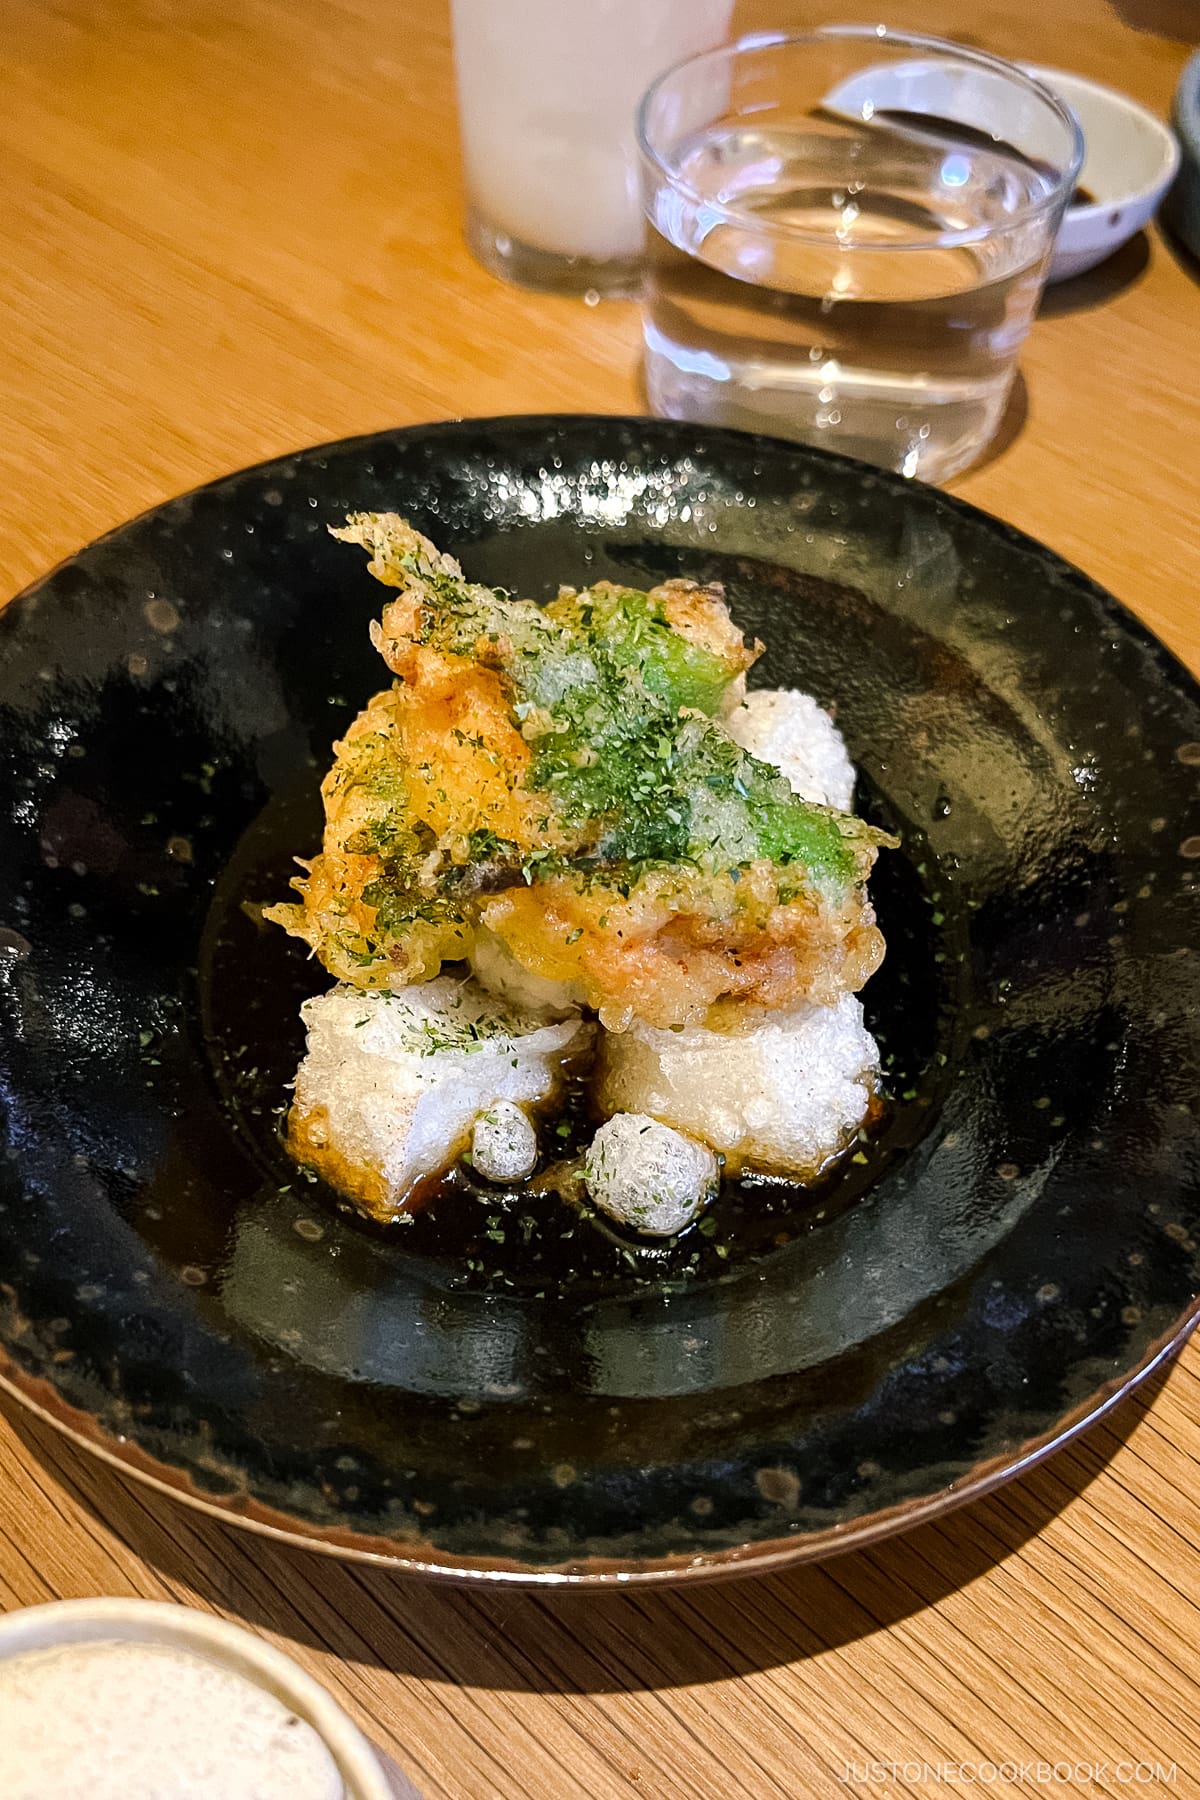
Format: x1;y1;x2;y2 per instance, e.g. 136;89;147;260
636;27;1083;482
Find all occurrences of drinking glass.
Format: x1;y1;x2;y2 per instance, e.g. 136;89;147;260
452;0;733;296
636;28;1083;481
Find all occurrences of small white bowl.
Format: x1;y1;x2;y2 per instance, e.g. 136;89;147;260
0;1598;401;1800
821;57;1178;284
1023;65;1180;280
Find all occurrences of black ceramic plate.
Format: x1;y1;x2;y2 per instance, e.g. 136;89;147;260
2;416;1199;1585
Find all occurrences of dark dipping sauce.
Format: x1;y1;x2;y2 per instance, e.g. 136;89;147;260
193;767;961;1301
876;109;1093;206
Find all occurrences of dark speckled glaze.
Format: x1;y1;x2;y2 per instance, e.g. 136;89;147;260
1;416;1199;1585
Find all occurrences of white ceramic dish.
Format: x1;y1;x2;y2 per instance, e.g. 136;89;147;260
1023;65;1180;279
822;58;1178;283
0;1599;402;1800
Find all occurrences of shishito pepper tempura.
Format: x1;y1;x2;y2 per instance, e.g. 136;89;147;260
267;515;895;1231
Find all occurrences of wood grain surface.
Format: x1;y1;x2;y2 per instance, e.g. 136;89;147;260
1;2;1198;1795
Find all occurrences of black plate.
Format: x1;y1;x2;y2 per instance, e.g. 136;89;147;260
2;416;1199;1585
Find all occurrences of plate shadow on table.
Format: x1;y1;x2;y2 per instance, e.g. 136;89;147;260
1036;231;1151;318
0;1358;1176;1696
1105;0;1197;41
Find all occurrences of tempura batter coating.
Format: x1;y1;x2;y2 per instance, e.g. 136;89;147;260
267;514;892;1029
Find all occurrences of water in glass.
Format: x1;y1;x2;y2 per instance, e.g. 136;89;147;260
642;120;1055;482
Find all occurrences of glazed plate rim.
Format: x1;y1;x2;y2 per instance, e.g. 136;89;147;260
1;1313;1194;1587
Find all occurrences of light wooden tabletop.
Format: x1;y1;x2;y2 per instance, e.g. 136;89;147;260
1;2;1198;1795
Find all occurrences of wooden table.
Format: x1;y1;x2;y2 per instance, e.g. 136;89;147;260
1;2;1197;1795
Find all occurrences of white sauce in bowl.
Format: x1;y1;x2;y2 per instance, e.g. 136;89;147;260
0;1638;346;1799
